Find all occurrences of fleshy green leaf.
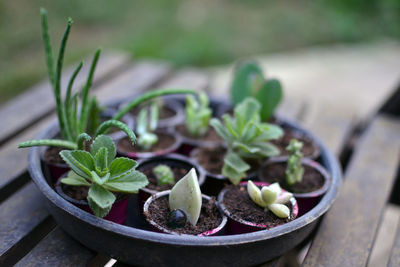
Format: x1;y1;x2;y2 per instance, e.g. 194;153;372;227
268;203;290;218
104;170;148;193
254;123;283;141
253;142;281;157
95;147;108;175
90;135;116;165
247;180;268;208
224;152;250;173
233;142;261;154
61;171;90;186
222;164;245;185
234;97;261;130
169;168;201;226
230;62;264;105
210;118;230;141
87;197;112;218
109;157;138;179
87;183;116;209
153;164;175;185
59;150;95;179
256;79;283;121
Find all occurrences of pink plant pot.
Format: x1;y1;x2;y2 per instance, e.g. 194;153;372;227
218;181;299;235
40;147;69;186
55;179;129;224
143;190;227;236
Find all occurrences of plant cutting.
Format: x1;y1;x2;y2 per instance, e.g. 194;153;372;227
258;139;330;215
201;97;283;185
117;101;181;159
230;61;283;121
136;154;206;203
56;134;148;224
218;180;298;234
143;168;226;235
175;92;222;155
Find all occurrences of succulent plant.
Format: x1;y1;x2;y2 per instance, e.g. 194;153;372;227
136;101;159;150
185;92;212;137
153;164;175;186
285;139;305;186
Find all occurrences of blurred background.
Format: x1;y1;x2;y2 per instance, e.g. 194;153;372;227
1;0;399;105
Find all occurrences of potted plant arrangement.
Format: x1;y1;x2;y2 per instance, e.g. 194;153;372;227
143;168;227;236
230;61;321;159
258;139;330;215
136;154;206;202
175;92;222;155
116;101;181;159
56;134;148;224
218;180;298;234
192;97;283;195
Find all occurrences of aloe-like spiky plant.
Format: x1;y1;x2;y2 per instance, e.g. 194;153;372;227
18;9;196;151
185;92;212;137
210;97;283;184
60;135;148;218
230;61;283;121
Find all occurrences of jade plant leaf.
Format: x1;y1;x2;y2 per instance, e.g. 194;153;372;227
60;150;95;179
61;171;90;186
169;168;202;226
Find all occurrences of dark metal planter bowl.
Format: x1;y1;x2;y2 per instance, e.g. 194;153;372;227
28;113;341;267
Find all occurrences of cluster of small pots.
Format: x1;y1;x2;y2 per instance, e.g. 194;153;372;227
42;96;331;236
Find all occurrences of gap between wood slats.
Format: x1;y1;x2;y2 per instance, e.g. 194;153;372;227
0;52;130;148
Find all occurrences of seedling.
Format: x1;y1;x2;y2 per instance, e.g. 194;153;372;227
60;135;148;218
153;164;175;186
18;9;196;151
185;92;212;137
285;139;305;186
169;168;201;226
136;102;159;150
230;61;283;121
247;181;292;219
210;97;283;184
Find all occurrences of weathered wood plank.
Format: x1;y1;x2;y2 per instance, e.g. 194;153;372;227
304;115;400;266
15;227;95;267
389;213;400;267
160;68;210;92
0;52;129;145
0;183;56;266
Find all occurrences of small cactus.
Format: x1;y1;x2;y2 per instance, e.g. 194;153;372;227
285;139;305;186
153;164;175;186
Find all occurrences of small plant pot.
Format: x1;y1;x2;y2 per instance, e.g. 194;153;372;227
136;154;206;207
191;146;260;196
116;129;182;159
272;125;321;160
125;97;185;129
218;181;299;235
143;190;227;236
40;146;70;185
55;178;129;224
174;123;222;155
258;157;330;216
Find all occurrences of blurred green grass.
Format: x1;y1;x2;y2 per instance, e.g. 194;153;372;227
1;0;399;104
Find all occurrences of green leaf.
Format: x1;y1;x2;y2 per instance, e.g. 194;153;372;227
222;164;245;185
95;147;108;175
233;141;261;154
88;183;116;209
136;108;148;135
254;123;283;141
61;171;90;186
90;135;116;165
256;79;283;121
224;152;250;173
149;102;159;131
76;133;91;150
95;120;136;145
222;114;238;139
87;197;112;218
104;170;148;193
234;97;261;130
253;142;281;157
230;62;264;105
59;150;95;179
18;139;77;150
109;157;138;179
210;118;230;141
153;164;175;185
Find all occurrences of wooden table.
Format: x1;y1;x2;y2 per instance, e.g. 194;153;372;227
0;50;399;267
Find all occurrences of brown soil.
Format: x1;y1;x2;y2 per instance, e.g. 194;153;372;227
117;132;176;153
146;196;222;235
44;147;65;165
142;166;189;192
260;162;325;193
130;105;176;120
272;127;317;158
175;124;222;142
195;146;260;175
222;185;293;226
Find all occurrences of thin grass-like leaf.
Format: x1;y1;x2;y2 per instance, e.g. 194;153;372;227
65;61;83;137
95;120;136;145
76;133;91;150
18;139;77;150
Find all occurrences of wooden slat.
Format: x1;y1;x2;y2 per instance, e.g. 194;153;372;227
304;115;400;266
389;214;400;267
15;227;95;267
159;68;210;92
0;52;129;145
0;183;56;266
